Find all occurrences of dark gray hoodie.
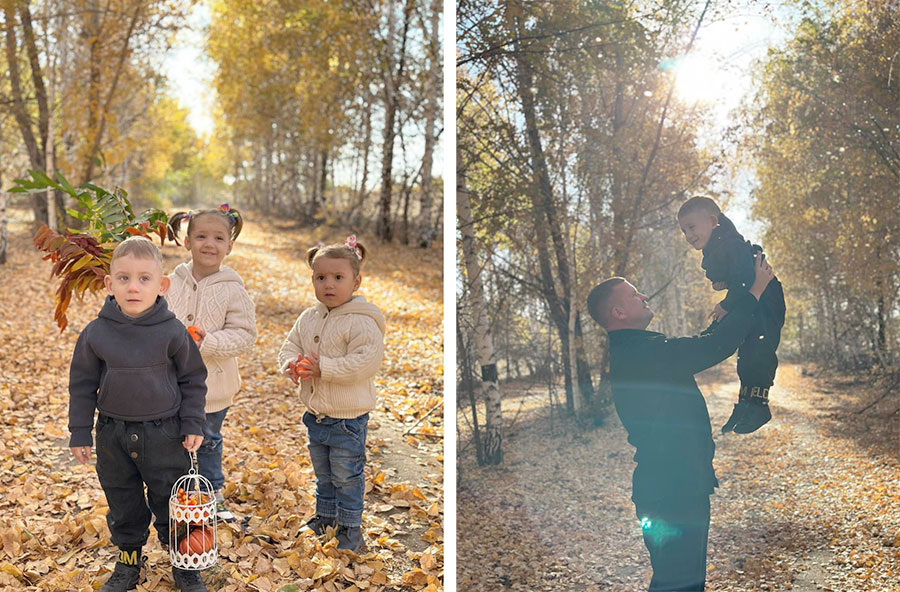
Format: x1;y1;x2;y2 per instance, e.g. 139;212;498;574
68;295;207;447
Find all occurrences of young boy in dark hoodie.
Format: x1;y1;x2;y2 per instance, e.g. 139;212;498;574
68;236;209;592
677;196;786;434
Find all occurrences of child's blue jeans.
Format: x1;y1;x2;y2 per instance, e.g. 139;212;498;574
302;411;368;527
197;407;229;491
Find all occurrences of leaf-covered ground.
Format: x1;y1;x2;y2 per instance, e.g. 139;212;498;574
0;210;443;591
457;361;900;591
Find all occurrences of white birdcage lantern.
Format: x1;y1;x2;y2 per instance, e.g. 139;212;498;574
169;451;217;570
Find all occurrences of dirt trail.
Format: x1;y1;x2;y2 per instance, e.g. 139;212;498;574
457;362;900;591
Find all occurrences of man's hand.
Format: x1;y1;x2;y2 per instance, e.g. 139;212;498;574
70;446;91;464
183;434;203;452
749;253;774;300
709;303;728;322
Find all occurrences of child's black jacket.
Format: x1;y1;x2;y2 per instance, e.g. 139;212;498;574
68;295;207;447
701;214;760;312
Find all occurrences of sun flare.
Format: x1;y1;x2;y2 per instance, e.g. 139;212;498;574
672;53;727;104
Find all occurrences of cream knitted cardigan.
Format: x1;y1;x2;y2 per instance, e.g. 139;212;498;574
277;296;385;419
166;262;257;413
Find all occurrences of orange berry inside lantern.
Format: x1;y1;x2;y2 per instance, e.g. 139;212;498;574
178;526;215;555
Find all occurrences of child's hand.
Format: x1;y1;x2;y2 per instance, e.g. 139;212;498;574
297;352;321;380
70;446;92;464
285;362;300;384
183;434;203;452
187;325;205;345
711;281;727;291
709;303;728;322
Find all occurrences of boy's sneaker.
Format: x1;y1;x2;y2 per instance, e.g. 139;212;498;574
172;567;208;592
100;559;143;592
734;387;772;433
214;490;236;523
336;524;366;553
299;514;338;537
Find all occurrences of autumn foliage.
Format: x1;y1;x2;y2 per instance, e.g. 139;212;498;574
11;170;168;331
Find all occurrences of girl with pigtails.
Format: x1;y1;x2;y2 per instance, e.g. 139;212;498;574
277;236;386;553
165;204;258;523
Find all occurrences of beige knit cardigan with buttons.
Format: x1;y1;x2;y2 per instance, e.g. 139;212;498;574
277;295;385;419
166;262;257;413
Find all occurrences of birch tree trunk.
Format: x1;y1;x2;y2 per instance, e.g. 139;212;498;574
350;96;373;227
81;1;143;184
416;0;440;248
377;1;398;241
507;12;602;413
458;147;502;465
4;4;47;224
44;1;57;231
377;0;413;242
0;170;7;265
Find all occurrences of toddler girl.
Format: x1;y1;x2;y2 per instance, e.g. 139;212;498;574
278;236;385;553
166;205;257;522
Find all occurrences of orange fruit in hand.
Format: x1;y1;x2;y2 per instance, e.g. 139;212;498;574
187;326;202;342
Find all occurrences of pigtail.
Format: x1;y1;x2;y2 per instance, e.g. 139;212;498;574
226;207;244;241
306;246;320;269
354;241;367;268
167;211;191;246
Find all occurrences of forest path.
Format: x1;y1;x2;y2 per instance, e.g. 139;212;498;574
457;362;900;591
0;211;443;591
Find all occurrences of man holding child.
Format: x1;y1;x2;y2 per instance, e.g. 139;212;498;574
587;252;775;591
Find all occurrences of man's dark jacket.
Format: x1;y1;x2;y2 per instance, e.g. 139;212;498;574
608;290;760;504
68;295;207;447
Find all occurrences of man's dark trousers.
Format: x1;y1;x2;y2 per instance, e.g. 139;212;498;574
634;495;710;592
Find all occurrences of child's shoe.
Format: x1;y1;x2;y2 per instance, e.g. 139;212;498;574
214;490;236;523
720;386;751;433
299;514;337;537
172;567;208;592
99;558;143;591
336;524;366;553
734;386;772;433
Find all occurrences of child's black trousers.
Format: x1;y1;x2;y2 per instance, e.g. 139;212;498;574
705;278;786;389
95;414;189;548
736;278;786;388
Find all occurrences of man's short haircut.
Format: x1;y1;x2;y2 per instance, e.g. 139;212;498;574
587;277;626;329
110;236;163;270
677;195;721;219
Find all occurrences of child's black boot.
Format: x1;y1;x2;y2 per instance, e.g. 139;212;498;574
720;388;749;434
100;548;144;591
336;524;366;553
734;386;772;433
299;514;337;537
172;567;208;592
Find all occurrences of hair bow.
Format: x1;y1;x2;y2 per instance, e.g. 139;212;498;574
345;235;361;259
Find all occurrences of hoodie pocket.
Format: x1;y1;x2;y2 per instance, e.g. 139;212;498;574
97;363;178;418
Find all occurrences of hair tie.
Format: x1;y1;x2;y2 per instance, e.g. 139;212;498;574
316;241;326;249
345;235;361;259
218;203;237;224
